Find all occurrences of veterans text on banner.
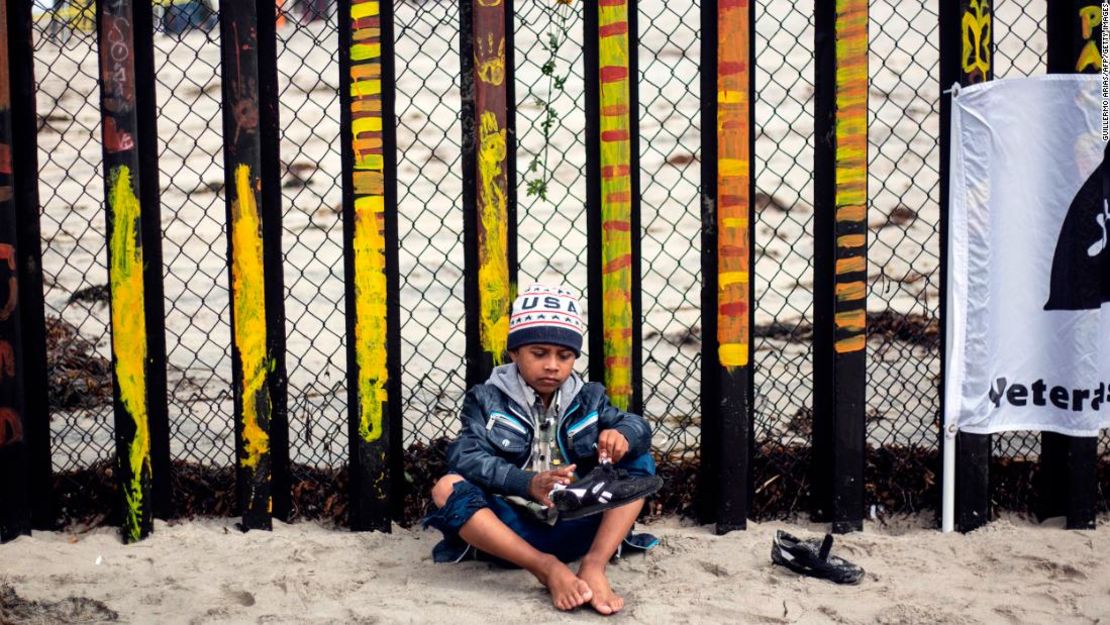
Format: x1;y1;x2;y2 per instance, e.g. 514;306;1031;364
946;75;1110;438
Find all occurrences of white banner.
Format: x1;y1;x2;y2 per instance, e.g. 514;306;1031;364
946;75;1109;437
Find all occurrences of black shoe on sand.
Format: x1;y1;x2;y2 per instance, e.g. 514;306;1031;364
770;530;864;584
552;463;662;521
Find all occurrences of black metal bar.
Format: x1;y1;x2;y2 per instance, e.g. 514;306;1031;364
585;0;641;414
0;0;30;543
7;0;51;530
381;0;405;525
131;0;171;522
627;0;642;418
460;0;517;388
696;0;720;528
584;0;602;389
812;0;868;534
219;0;287;531
1041;0;1099;530
339;0;403;531
939;0;992;533
460;0;480;389
698;0;755;533
256;0;290;523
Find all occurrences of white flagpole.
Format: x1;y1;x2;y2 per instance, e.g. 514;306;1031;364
941;82;961;534
942;424;956;532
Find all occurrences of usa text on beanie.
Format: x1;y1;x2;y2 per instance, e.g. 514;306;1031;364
507;284;585;355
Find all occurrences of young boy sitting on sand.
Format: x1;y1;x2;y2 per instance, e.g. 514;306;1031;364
425;284;659;615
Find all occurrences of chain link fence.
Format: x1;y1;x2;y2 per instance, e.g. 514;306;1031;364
31;0;1105;525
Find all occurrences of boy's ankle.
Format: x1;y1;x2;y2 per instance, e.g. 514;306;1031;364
579;554;608;570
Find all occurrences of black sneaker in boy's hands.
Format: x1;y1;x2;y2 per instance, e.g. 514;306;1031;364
551;463;662;520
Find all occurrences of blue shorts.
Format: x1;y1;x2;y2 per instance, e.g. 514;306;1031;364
424;453;659;564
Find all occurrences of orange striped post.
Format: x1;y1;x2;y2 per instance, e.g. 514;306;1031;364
585;0;640;413
813;0;868;533
698;0;755;532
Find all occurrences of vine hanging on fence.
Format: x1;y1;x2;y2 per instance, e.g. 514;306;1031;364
524;0;574;202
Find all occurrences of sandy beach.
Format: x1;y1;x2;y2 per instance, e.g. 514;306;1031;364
2;514;1107;624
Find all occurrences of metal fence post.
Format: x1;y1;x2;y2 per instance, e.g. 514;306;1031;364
939;0;993;533
812;0;868;534
1041;0;1099;530
130;0;172;523
7;0;50;530
219;0;290;531
339;0;404;532
585;0;641;414
96;0;173;542
0;0;29;543
460;0;516;388
698;0;755;533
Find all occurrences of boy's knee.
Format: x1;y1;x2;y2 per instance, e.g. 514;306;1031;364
616;452;656;478
431;474;466;508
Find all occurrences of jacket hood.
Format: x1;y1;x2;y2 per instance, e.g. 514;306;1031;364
486;363;584;417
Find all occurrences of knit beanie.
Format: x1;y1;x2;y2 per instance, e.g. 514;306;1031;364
507;284;585;356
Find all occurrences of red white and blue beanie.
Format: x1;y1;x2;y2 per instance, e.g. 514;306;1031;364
507;284;585;355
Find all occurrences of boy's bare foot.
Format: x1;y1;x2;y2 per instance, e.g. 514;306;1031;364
538;556;592;611
577;561;624;615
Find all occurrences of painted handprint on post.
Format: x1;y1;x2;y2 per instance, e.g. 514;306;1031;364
475;34;505;86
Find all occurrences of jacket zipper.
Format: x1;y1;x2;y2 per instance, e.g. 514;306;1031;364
566;411;598;442
556;401;581;458
486;411;528;435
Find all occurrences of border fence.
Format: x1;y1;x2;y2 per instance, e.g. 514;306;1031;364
0;0;1107;543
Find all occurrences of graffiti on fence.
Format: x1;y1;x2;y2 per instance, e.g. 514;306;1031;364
0;246;17;449
107;166;151;534
962;0;991;83
832;0;868;354
472;1;511;364
716;0;751;369
230;163;272;469
0;339;13;378
0;244;14;322
348;0;389;443
598;0;633;409
0;408;19;446
100;6;135;114
1076;5;1102;72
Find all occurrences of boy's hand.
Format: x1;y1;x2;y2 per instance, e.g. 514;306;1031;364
598;429;629;464
529;465;577;507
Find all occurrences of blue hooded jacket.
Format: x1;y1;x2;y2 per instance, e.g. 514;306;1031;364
447;364;653;498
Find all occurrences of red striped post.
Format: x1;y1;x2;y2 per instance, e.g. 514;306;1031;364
585;0;641;413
